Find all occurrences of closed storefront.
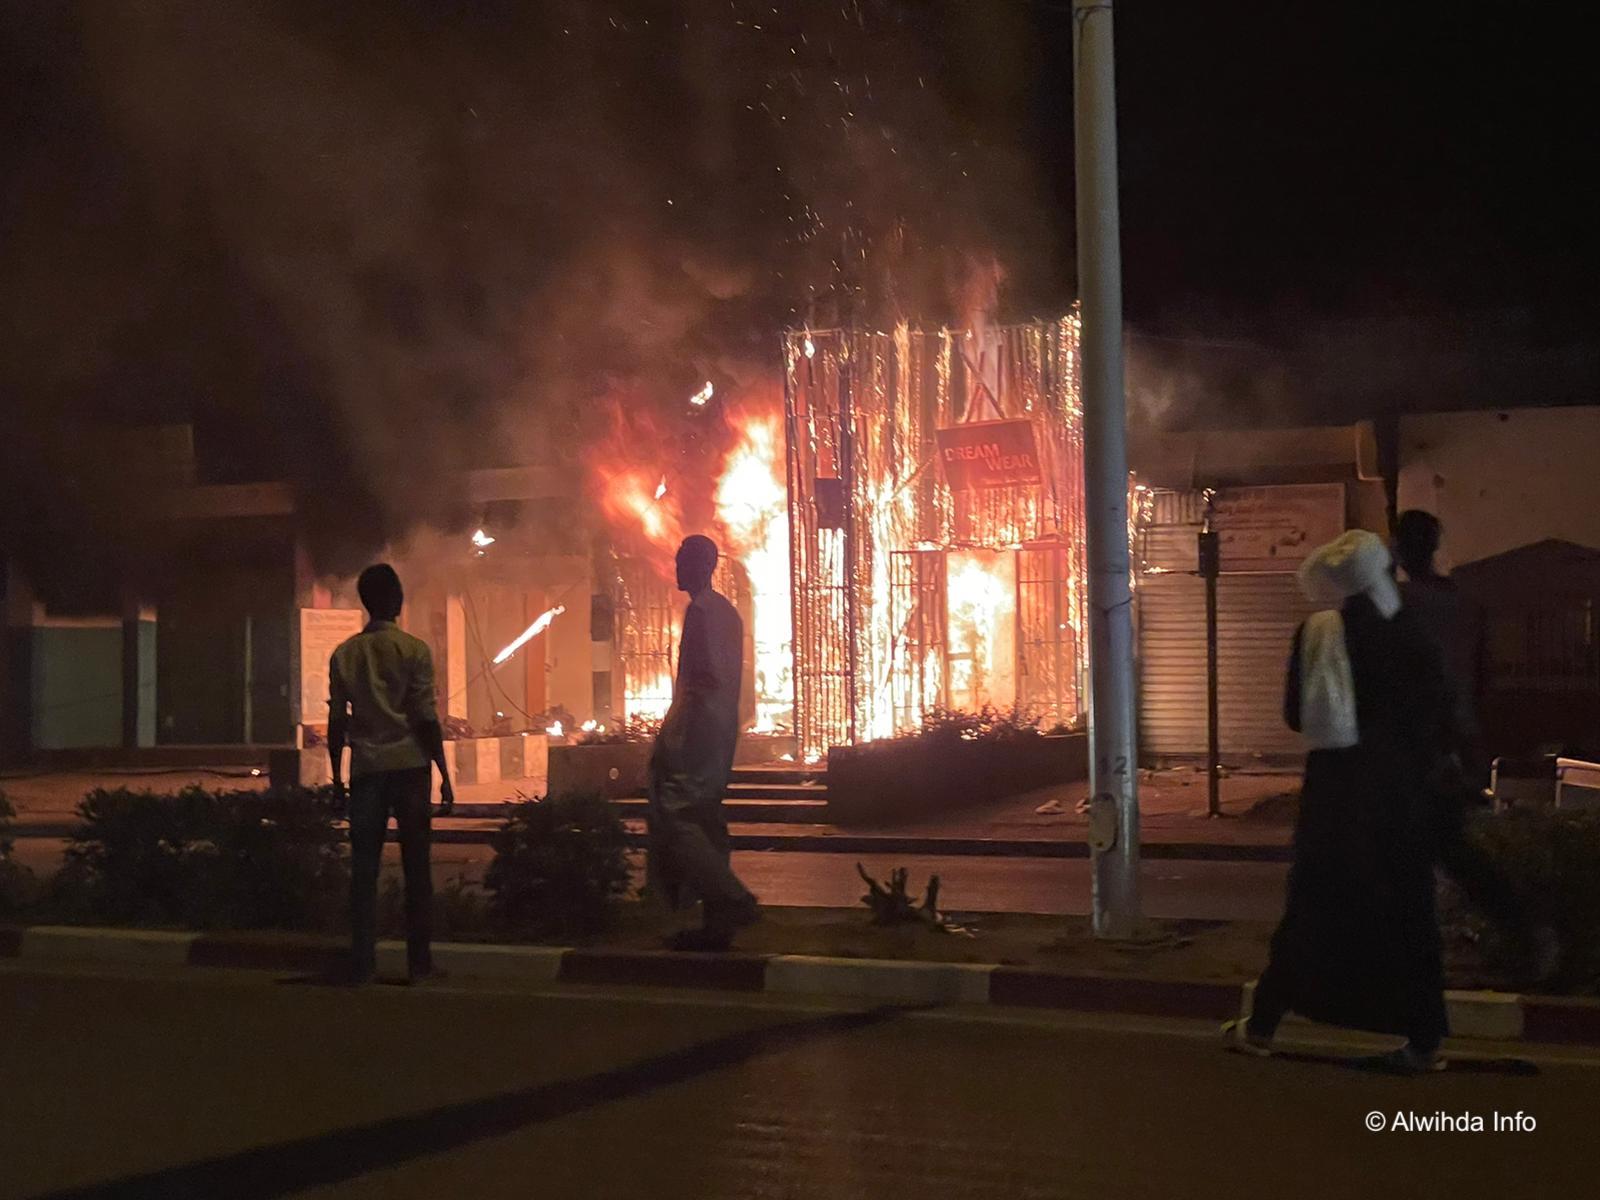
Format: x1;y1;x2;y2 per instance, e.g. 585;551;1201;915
1137;484;1344;764
1138;571;1320;761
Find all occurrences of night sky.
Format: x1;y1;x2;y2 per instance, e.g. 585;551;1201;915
2;0;1594;586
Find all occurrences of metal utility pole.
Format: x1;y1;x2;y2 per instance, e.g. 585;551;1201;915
1074;0;1141;938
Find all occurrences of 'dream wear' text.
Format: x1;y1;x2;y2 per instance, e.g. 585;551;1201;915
943;443;1039;474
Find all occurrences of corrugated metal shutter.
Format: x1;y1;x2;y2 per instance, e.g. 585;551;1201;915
1138;571;1318;762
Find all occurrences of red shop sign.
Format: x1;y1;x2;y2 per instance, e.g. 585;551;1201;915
936;420;1042;490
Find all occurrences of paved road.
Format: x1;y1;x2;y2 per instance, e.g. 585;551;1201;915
2;960;1595;1199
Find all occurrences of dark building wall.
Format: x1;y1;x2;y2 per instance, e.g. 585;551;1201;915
30;624;122;749
157;552;294;746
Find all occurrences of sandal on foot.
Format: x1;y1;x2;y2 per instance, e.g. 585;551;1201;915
1221;1019;1274;1058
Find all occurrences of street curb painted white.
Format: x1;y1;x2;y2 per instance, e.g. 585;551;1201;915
767;955;994;1005
21;926;198;966
1446;989;1526;1041
375;941;410;977
1239;979;1527;1042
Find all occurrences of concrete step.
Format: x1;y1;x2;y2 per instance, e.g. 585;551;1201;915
730;763;827;786
609;784;831;807
725;781;830;802
452;787;830;822
610;796;832;824
450;802;529;818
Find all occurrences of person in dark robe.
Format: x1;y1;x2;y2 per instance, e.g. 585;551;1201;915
648;535;760;951
1396;510;1558;980
1224;531;1453;1073
1395;510;1485;771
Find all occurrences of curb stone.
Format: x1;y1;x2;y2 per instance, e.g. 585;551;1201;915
767;955;993;1004
431;942;566;981
22;926;196;966
188;934;346;974
1238;980;1528;1042
3;925;1598;1046
560;949;768;992
1235;979;1536;1049
1521;995;1600;1045
994;967;1240;1019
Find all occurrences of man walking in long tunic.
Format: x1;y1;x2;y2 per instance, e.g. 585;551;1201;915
1225;531;1453;1073
648;535;759;951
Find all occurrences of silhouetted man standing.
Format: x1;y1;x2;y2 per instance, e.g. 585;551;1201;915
1396;511;1558;980
648;535;759;951
329;564;455;984
1396;511;1485;769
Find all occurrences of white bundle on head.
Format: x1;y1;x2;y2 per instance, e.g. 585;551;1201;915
1294;530;1398;750
1296;529;1401;619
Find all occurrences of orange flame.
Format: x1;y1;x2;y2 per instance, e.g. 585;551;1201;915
589;386;794;733
715;403;793;734
596;466;683;555
946;550;1017;711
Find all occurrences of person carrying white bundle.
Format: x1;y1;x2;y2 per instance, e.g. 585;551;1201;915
1294;531;1400;749
1223;530;1453;1074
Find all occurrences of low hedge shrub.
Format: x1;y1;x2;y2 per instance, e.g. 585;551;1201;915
1442;807;1600;992
484;791;633;938
0;789;40;916
57;785;348;931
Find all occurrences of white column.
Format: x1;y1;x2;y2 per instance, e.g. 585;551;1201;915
445;592;468;721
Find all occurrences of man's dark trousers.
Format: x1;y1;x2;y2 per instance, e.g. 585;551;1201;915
349;766;433;979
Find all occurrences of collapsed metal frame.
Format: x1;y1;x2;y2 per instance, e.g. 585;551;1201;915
785;317;1088;759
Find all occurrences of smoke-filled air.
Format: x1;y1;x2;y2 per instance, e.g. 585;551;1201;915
0;0;1057;601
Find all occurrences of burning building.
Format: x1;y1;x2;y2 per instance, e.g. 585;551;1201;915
1;318;1089;770
604;405;795;742
605;315;1089;763
785;317;1088;759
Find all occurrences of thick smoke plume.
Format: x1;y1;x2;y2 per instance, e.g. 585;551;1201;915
0;0;1054;600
